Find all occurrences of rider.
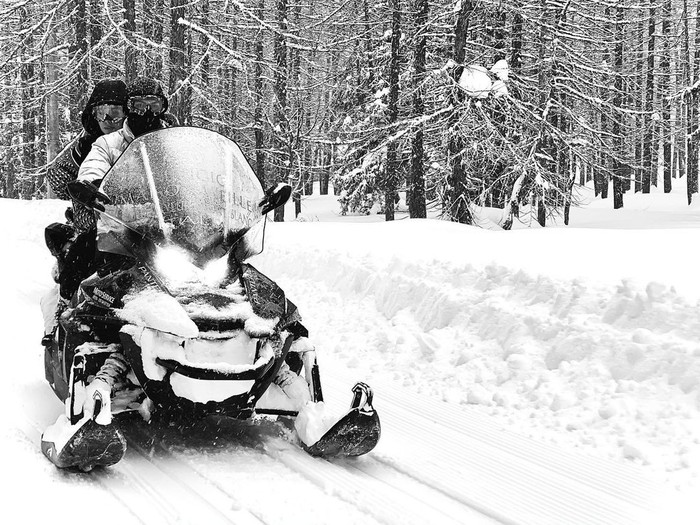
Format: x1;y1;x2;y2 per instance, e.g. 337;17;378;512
45;79;127;278
43;77;172;343
46;78;127;201
42;79;127;345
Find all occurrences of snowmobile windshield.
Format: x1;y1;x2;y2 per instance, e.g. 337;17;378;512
97;127;265;267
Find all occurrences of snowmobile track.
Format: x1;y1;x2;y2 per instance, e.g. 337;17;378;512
263;442;489;525
122;431;266;525
17;368;675;525
121;425;265;525
324;368;666;525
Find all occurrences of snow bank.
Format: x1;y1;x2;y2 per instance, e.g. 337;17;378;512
254;214;700;491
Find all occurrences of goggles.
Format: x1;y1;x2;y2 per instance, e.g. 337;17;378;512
128;95;165;115
92;104;125;123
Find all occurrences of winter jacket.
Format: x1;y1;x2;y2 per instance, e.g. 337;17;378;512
78;121;136;185
47;79;127;200
74;119;168;232
72;122;135;232
46;133;90;200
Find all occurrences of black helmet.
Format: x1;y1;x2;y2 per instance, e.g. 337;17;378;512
81;78;128;136
126;77;169;114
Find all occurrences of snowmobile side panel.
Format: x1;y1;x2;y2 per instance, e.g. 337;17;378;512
241;264;286;320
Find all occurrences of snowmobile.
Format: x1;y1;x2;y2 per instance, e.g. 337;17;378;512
40;127;380;471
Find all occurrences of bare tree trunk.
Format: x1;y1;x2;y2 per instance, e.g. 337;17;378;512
291;3;302;218
536;0;554;225
20;6;36;198
273;0;288;222
46;33;60;199
384;0;401;221
253;0;265;188
70;0;88;124
124;0;137;81
199;0;210;123
319;49;336;196
144;0;164;78
362;0;375;99
409;0;427;219
511;1;523;76
89;0;104;78
688;0;700;203
612;3;625;209
634;6;645;192
445;0;474;224
169;0;190;125
660;0;672;193
643;2;656;193
227;3;238;139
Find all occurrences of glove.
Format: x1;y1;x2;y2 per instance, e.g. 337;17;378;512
259;183;292;214
67;179;111;212
83;377;113;425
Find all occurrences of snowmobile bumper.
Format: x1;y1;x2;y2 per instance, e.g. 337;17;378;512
304;382;381;458
154;351;275;381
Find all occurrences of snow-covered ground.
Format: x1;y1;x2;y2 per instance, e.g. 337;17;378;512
268;184;700;491
2;181;699;524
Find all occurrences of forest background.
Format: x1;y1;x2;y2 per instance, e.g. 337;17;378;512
2;0;700;228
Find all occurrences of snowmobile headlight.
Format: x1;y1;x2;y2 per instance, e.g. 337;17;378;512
154;246;200;284
154;246;229;286
202;254;228;286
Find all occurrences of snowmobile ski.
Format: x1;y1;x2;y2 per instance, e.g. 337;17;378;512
41;416;126;471
304;383;381;458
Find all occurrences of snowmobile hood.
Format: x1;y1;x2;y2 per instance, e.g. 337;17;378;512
97;127;266;268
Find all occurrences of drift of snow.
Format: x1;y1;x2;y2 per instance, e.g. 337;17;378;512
41;415;90;452
251;182;700;495
294;401;346;446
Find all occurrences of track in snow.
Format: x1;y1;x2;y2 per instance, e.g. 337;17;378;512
18;375;495;525
15;362;680;525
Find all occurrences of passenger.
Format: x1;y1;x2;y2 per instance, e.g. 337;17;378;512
46;78;127;201
42;79;127;345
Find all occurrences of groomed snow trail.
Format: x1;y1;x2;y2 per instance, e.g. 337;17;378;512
2;200;695;524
